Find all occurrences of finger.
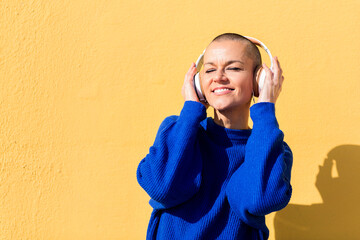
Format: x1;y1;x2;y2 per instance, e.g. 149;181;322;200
186;63;196;76
276;57;283;71
262;63;273;83
280;75;285;85
262;63;270;73
273;56;282;71
272;57;282;85
185;63;197;82
183;62;200;100
277;57;285;86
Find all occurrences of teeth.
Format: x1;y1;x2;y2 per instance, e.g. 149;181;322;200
214;88;232;93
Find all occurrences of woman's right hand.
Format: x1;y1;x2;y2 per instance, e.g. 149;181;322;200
182;63;209;108
181;62;199;102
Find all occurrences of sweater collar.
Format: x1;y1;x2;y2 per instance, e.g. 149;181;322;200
203;117;252;145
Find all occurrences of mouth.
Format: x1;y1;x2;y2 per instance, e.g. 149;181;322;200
212;87;234;94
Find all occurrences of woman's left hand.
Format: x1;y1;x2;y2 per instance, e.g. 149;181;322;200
257;56;284;104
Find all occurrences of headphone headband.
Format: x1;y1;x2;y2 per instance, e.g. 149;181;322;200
195;36;273;70
195;49;206;67
244;36;273;69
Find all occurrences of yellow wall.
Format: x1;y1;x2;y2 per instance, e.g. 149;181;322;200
1;1;359;239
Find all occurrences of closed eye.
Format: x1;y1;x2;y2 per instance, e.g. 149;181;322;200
205;69;216;73
227;67;243;71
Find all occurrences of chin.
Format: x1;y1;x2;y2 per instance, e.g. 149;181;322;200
209;98;251;112
210;100;240;111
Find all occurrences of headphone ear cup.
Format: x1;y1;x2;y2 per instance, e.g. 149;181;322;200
194;72;206;102
253;66;266;97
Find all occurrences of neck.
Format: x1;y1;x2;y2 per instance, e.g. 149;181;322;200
213;103;251;130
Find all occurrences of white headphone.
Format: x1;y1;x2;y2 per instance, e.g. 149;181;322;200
193;36;273;102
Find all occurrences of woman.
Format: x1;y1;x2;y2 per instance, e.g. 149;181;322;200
137;33;293;240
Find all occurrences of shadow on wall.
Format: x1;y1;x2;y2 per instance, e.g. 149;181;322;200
274;145;360;240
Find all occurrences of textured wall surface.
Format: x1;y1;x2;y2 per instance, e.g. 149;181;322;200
1;0;359;239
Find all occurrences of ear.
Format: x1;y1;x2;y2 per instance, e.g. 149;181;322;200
253;65;263;97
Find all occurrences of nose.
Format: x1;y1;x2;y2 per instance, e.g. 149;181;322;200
213;70;227;82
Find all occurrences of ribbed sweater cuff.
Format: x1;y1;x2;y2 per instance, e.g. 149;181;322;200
179;101;207;123
250;102;279;129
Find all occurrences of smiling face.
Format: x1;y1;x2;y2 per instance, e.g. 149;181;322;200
201;39;256;112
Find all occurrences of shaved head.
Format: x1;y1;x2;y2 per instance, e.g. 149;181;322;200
210;33;262;71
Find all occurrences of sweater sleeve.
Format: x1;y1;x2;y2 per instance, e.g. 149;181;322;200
226;102;293;227
137;101;207;210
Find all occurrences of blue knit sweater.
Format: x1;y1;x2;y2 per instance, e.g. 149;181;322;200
137;101;292;240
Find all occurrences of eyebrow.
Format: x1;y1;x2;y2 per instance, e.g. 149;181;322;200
204;60;245;66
